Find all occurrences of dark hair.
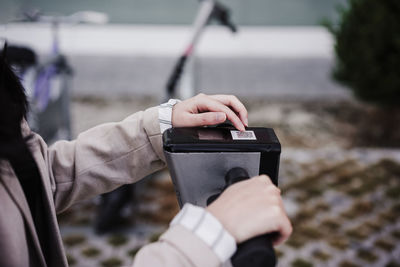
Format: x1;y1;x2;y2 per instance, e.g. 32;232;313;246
0;48;52;262
0;43;30;160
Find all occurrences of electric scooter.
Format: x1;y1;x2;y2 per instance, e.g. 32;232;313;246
163;125;281;266
94;0;239;234
165;0;237;100
2;10;108;143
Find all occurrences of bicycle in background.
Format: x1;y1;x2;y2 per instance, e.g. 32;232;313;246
1;10;108;143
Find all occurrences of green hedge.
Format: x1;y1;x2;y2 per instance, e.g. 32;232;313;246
325;0;400;106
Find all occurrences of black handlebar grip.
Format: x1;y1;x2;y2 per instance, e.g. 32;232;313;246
224;167;249;186
211;167;276;267
231;234;276;267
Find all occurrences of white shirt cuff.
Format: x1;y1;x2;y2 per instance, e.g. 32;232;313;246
170;203;237;263
158;99;181;133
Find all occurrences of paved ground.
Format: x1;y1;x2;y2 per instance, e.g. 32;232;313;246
69;55;350;101
58;96;400;267
3;24;349;101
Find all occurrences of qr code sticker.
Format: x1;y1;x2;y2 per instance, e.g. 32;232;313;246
231;130;257;140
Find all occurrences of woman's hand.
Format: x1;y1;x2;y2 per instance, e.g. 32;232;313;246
171;94;248;131
207;175;292;245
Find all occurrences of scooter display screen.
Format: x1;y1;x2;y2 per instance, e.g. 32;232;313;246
197;129;227;140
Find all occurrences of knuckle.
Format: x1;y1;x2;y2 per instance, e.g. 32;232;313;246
271;186;281;195
276;207;285;218
265;185;278;195
270;205;282;218
271;195;281;205
262;185;272;195
259;174;272;184
200;115;209;124
282;217;293;236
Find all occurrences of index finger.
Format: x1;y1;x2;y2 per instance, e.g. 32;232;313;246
209;95;248;126
195;95;246;131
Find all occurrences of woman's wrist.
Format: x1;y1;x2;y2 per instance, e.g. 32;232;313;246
170;203;237;263
158;99;181;133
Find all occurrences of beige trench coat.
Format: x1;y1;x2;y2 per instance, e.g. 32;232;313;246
0;107;220;267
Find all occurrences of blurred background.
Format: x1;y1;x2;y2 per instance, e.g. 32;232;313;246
1;0;399;266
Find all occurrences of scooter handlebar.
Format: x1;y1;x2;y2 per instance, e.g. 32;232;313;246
207;167;276;267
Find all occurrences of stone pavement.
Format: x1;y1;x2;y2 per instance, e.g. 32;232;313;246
58;97;400;267
59;147;400;267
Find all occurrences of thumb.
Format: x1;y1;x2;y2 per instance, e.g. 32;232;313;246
189;112;226;126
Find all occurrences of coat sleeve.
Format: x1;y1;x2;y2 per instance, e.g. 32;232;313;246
132;225;221;267
45;106;166;213
36;107;225;267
